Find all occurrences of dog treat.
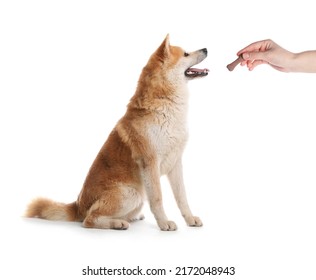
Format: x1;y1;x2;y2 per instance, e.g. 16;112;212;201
227;55;244;71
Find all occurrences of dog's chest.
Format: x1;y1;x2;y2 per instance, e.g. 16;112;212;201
147;103;188;174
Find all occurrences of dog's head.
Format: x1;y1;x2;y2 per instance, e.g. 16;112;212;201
150;34;209;81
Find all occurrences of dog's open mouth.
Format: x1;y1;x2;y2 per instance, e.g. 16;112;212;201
185;67;209;78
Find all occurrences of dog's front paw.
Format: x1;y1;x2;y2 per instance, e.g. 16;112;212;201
185;216;203;227
158;220;177;231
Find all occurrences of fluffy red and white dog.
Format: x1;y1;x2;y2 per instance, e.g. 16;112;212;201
26;35;209;231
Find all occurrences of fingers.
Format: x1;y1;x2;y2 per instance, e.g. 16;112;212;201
228;39;290;72
246;59;268;71
227;52;268;71
241;51;270;67
232;39;275;71
243;51;268;61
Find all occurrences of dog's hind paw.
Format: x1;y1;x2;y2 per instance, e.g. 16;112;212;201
185;216;203;227
112;219;130;230
128;213;145;222
158;220;177;231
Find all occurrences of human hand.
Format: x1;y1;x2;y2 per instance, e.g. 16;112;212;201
229;39;294;72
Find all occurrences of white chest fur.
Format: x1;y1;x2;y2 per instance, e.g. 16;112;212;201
146;89;189;175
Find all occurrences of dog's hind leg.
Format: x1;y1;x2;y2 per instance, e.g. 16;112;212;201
125;204;145;222
82;186;144;230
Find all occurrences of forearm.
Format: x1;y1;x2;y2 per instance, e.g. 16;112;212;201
291;51;316;73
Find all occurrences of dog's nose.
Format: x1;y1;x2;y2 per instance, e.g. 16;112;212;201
201;48;207;55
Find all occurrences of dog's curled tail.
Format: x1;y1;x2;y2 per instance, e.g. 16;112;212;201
25;198;79;222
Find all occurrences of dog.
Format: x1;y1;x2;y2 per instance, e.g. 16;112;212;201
26;34;209;231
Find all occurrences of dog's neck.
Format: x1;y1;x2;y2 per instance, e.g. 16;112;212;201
128;68;189;112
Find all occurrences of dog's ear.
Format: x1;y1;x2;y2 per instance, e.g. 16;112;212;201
155;34;170;62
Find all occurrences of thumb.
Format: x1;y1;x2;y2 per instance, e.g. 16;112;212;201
241;51;268;62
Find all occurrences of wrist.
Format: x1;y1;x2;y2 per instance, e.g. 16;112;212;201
288;52;300;72
290;51;316;73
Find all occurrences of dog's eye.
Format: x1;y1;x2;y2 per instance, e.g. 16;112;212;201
184;52;189;57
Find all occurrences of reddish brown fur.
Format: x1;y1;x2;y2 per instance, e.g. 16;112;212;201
26;35;207;230
76;129;143;220
26;198;78;221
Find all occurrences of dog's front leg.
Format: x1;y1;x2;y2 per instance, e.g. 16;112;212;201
140;157;177;231
167;158;203;227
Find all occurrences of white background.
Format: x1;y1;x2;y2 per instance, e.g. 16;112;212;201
1;0;316;279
